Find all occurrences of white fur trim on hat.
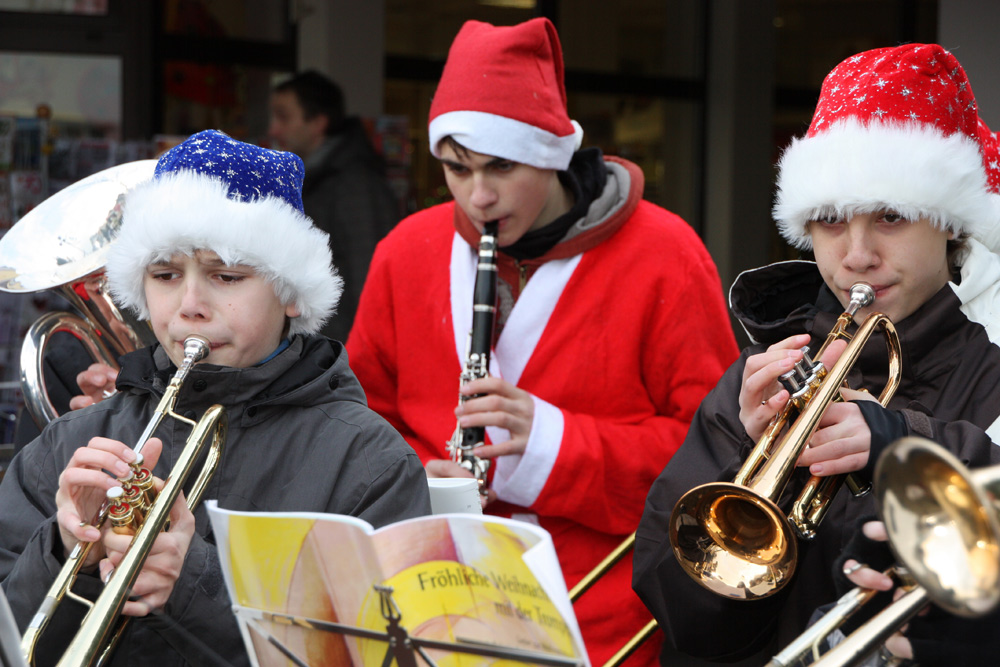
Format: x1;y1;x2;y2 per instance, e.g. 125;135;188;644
774;118;996;250
429;111;584;171
107;170;342;336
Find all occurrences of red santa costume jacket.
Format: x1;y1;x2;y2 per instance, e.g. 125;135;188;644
346;156;738;666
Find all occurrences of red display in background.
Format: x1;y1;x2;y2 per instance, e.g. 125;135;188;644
164;62;238;108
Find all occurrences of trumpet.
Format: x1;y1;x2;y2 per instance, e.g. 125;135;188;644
669;284;902;600
20;336;227;667
446;220;499;496
775;436;1000;667
0;160;158;428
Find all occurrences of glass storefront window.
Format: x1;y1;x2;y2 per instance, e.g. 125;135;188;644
160;61;287;144
775;0;938;90
386;0;536;60
0;52;120;137
559;0;703;79
572;93;701;222
0;0;107;15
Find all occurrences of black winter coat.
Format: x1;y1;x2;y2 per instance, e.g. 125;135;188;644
633;253;1000;665
303;118;401;343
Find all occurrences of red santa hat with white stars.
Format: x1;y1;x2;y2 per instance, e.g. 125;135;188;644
427;18;584;171
774;44;1000;252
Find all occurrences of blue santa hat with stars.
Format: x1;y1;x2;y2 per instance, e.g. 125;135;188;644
107;129;342;336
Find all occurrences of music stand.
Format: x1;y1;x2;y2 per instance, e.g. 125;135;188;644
0;587;28;667
238;584;585;667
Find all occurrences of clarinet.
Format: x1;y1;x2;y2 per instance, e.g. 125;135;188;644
447;221;499;496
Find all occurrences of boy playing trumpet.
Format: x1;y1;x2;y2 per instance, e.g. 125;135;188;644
0;130;430;666
634;43;1000;664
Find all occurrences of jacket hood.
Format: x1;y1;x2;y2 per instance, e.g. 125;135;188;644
730;241;1000;375
729;260;828;345
116;335;366;419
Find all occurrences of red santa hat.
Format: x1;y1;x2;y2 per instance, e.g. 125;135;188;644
773;44;1000;252
976;118;1000;252
428;18;584;171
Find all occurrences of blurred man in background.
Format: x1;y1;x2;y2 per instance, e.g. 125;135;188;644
269;70;400;342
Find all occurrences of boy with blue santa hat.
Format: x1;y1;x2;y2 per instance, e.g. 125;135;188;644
0;129;429;666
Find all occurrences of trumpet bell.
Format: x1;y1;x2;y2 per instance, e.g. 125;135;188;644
876;436;1000;617
670;482;798;600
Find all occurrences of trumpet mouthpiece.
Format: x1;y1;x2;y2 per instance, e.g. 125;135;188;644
182;336;211;363
849;283;876;309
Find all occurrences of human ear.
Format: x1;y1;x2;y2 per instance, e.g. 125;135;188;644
285;303;301;318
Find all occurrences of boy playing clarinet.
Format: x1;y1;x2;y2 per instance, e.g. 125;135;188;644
346;17;738;666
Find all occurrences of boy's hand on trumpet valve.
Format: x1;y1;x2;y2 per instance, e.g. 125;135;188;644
740;333;814;441
740;332;877;477
99;485;195;617
55;437;163;567
797;386;875;476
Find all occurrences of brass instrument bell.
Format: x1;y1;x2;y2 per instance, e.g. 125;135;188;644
0;160;158;427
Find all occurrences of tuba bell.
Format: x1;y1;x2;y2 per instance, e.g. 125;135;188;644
669;284;902;600
0;160;158;428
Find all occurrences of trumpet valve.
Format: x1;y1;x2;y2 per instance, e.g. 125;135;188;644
121;483;150;520
107;487;138;535
130;466;156;500
118;454;155;517
779;348;824;400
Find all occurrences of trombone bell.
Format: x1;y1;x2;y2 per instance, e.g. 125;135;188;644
767;437;1000;666
876;436;1000;617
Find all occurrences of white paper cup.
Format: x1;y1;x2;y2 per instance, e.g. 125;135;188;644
427;478;483;515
